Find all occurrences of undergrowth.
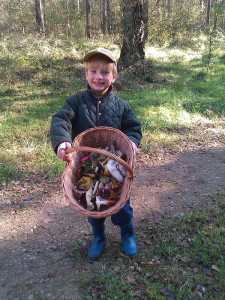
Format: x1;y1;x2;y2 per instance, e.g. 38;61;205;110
0;37;225;182
73;195;225;300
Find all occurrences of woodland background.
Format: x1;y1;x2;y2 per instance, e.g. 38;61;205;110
1;0;225;65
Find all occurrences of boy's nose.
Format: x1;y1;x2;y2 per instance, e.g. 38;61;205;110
96;72;103;79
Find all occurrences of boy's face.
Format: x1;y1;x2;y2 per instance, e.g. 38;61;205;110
85;60;117;96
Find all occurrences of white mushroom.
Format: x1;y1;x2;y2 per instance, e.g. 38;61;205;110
107;159;124;183
95;196;116;211
117;163;126;177
86;188;94;210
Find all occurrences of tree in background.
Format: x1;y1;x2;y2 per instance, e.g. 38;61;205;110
119;0;148;69
34;0;45;34
85;0;91;39
206;0;212;26
101;0;110;35
143;0;149;44
0;0;224;51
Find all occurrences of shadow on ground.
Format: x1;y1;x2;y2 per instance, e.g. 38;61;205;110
1;147;225;299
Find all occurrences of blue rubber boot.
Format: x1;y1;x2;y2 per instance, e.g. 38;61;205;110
88;222;106;260
120;221;138;257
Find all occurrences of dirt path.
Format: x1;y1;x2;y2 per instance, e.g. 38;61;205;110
1;136;225;299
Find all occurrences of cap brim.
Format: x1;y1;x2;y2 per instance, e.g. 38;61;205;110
84;49;117;65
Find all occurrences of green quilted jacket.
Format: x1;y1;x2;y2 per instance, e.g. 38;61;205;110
50;88;142;153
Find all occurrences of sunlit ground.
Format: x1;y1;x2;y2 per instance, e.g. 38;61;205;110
146;46;203;61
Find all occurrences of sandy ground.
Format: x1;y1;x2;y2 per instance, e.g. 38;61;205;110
1;135;225;300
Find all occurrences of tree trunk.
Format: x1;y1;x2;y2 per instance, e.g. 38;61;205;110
206;0;211;27
102;0;108;35
19;2;25;34
66;0;71;37
85;0;91;39
119;0;146;69
143;0;149;44
34;0;45;33
106;0;111;34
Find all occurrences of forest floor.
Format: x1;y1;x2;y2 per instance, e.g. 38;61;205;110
1;121;225;300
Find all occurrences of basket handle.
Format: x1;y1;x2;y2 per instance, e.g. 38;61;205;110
66;145;134;180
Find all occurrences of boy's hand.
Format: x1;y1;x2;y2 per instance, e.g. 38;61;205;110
57;142;72;161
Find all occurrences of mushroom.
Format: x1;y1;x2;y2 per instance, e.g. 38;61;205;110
76;176;93;190
107;159;124;183
109;179;122;200
82;173;96;178
99;175;110;184
86;188;94;210
95;196;116;211
117;163;126;177
73;187;86;199
110;179;122;191
109;190;120;201
89;152;99;168
98;182;105;188
79;193;87;209
115;151;127;176
103;164;111;177
108;141;117;154
98;186;111;199
95;161;104;175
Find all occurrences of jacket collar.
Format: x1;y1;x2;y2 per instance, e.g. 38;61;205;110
87;84;113;101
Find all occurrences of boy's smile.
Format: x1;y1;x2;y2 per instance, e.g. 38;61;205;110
85;62;116;96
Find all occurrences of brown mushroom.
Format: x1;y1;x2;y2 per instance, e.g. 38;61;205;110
76;176;93;190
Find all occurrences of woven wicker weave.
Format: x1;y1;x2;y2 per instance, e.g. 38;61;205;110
62;126;135;218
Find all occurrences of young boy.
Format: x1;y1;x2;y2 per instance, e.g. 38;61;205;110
50;48;142;260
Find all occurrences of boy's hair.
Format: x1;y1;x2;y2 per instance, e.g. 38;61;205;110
85;54;118;77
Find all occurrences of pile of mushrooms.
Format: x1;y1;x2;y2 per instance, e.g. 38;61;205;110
73;142;126;211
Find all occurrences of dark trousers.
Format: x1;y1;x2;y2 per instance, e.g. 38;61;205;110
88;199;133;227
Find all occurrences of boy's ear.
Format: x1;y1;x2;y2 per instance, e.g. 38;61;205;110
112;73;117;82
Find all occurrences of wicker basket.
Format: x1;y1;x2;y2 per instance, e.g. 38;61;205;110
62;126;135;218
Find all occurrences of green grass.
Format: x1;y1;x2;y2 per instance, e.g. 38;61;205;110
0;36;225;299
0;37;225;180
76;195;225;300
0;162;24;183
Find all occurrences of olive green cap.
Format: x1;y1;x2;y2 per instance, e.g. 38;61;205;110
84;47;117;65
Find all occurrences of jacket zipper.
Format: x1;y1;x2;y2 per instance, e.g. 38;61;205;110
96;99;101;126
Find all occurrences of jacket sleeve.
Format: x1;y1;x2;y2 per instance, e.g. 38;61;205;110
50;97;76;153
121;102;142;147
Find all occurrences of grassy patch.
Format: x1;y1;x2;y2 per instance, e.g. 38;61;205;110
77;195;225;300
0;162;24;184
0;37;225;180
